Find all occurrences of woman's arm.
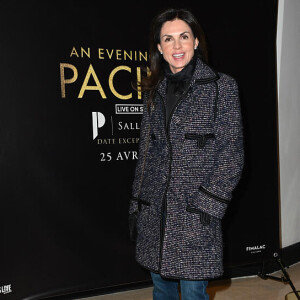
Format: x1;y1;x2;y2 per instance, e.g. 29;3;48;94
190;75;244;219
129;92;151;215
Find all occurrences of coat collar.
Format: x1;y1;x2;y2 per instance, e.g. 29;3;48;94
156;57;219;98
192;58;220;85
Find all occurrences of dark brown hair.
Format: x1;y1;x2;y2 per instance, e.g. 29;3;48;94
138;8;208;101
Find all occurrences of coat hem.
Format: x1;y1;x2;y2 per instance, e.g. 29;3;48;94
136;258;223;281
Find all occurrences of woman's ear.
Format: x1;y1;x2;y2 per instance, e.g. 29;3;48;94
194;38;199;49
157;44;162;54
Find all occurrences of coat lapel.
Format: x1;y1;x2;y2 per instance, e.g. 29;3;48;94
172;59;219;132
154;58;220;136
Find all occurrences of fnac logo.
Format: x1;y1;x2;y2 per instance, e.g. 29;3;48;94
92;112;106;140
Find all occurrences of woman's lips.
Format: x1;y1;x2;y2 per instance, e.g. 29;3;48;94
172;53;185;60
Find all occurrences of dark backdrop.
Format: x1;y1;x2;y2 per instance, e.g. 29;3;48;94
0;1;278;299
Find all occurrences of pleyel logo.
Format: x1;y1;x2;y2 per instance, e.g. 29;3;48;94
92;112;106;140
0;284;12;295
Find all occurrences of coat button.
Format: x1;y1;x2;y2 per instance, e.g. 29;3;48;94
173;116;182;125
162;175;167;184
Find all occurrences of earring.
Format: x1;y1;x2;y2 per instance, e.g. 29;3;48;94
160;51;163;54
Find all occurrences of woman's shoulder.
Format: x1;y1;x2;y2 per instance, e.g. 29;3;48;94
217;72;237;83
216;72;239;92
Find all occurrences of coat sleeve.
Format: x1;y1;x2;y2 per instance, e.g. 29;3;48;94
190;75;244;219
129;92;151;215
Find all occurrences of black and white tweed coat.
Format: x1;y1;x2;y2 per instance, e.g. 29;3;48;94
129;58;244;280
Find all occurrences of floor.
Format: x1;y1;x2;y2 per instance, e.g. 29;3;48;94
77;262;300;300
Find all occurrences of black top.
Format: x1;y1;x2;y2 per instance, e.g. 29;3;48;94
163;54;197;129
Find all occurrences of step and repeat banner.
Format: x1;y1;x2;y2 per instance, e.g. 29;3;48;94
0;1;278;299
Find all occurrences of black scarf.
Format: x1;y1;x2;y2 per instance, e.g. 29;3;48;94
163;54;197;129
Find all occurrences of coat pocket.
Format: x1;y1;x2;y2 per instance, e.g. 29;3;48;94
131;197;151;212
184;133;215;148
183;132;216;170
129;198;151;242
186;205;211;226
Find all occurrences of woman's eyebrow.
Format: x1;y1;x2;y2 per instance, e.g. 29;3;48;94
161;31;191;38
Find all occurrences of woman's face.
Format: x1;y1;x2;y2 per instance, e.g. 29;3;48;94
158;19;198;74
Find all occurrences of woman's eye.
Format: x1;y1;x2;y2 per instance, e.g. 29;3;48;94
181;35;189;40
164;37;171;42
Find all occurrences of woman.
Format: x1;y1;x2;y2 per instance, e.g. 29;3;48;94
129;8;244;300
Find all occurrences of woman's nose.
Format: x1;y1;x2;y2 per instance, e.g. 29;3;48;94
173;38;182;49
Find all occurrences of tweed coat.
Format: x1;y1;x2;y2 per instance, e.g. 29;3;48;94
129;57;244;280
